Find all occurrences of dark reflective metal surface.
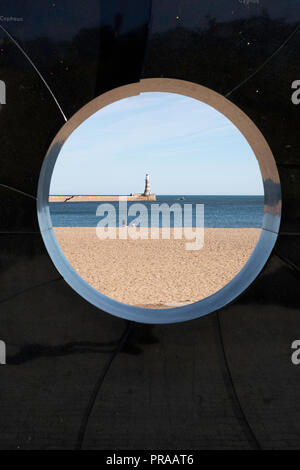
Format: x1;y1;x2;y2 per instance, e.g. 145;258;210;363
142;0;300;450
0;232;60;303
0;0;299;450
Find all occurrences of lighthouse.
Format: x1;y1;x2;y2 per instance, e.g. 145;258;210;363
143;173;151;196
129;173;156;200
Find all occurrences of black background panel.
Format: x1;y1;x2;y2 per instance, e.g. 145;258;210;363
0;0;299;450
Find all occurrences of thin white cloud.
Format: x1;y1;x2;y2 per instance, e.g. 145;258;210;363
51;92;263;195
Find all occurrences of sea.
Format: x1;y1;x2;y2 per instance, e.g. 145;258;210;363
49;195;264;228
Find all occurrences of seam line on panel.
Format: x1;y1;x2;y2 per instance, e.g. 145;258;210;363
75;322;133;450
277;163;300;169
274;252;300;273
0;24;67;122
0;231;40;234
279;232;300;236
262;226;279;235
225;22;300;98
140;0;154;77
214;311;262;450
0;183;37;200
0;277;62;305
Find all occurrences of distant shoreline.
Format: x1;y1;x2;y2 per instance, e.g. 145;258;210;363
49;194;264;203
49;194;157;202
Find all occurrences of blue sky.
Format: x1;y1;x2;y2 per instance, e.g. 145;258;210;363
50;92;264;195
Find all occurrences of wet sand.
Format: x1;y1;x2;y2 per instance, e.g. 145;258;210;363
53;227;261;308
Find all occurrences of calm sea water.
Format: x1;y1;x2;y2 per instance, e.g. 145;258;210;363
49;195;264;228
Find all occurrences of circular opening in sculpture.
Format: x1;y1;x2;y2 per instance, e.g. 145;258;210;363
37;79;281;323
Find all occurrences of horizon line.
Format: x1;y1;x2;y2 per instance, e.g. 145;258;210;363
49;193;264;197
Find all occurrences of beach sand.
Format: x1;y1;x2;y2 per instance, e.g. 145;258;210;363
53;227;261;308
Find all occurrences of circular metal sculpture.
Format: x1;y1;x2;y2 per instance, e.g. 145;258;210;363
38;78;281;324
0;0;299;451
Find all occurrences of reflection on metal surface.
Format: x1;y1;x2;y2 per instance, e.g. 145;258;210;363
37;78;282;324
0;24;67;121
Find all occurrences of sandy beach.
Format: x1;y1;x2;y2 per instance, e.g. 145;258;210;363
53;227;261;308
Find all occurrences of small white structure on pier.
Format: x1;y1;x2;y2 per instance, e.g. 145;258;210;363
143;173;151;196
130;173;156;200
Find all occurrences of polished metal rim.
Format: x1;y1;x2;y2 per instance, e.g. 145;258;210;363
37;78;281;324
